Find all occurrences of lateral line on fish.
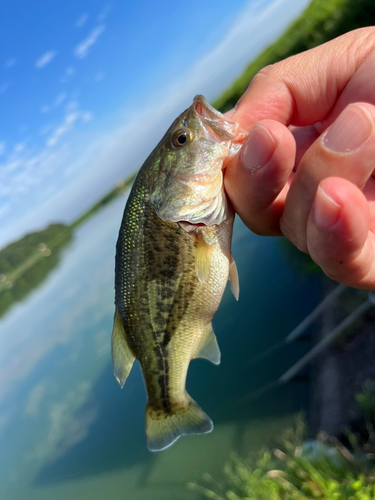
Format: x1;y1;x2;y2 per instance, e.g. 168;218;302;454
148;300;171;413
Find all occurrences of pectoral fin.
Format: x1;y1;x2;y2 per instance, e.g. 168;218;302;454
111;307;135;388
193;323;221;365
195;233;213;282
229;253;239;301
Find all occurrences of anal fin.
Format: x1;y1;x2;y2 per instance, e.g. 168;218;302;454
229;253;239;301
193;323;221;365
111;307;135;388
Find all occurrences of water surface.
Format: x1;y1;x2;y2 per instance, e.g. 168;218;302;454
0;194;321;500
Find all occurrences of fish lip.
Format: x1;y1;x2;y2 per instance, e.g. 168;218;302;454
193;95;226;121
191;95;247;148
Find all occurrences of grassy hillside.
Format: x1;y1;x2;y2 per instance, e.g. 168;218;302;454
0;223;73;317
0;170;136;317
214;0;375;112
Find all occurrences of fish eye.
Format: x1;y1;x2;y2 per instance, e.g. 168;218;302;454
171;128;193;148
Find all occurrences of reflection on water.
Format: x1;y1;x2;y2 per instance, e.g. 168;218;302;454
0;195;321;500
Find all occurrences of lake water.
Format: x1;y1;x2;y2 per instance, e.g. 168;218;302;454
0;194;321;500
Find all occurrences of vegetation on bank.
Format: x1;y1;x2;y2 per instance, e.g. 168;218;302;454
0;223;73;317
0;170;136;317
213;0;375;113
189;383;375;499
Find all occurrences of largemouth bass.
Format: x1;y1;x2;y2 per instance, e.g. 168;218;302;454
112;95;247;451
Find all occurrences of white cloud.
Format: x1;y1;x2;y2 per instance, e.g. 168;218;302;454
25;380;49;417
5;58;16;68
39;123;54;136
46;106;92;147
0;82;9;94
29;381;95;462
0;203;10;219
76;13;88;28
74;25;105;59
60;66;75;84
41;93;67;115
14;143;24;153
35;50;56;69
0;138;72;221
54;92;66;106
94;72;104;82
97;4;111;22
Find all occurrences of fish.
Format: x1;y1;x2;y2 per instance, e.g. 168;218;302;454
112;95;247;452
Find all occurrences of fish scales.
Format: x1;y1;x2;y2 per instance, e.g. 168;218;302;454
112;95;247;451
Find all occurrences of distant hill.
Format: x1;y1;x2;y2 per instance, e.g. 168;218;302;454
214;0;375;112
0;171;136;318
0;223;73;317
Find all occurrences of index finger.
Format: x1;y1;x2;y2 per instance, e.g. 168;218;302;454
231;27;375;129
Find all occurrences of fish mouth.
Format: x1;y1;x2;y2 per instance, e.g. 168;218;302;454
191;95;247;159
193;95;227;121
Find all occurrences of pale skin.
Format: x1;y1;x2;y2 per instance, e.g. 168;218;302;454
224;27;375;290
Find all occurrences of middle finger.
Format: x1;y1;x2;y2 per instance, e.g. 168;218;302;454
280;103;375;253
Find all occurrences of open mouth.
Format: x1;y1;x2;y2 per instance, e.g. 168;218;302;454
192;95;247;159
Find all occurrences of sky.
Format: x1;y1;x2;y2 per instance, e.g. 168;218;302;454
0;0;310;248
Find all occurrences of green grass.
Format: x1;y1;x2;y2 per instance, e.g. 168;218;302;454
188;414;375;500
213;0;375;113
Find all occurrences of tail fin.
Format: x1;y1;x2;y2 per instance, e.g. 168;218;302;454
145;397;213;452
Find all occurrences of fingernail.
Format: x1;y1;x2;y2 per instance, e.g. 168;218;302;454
241;124;276;172
322;104;373;153
314;186;341;228
224;108;236;118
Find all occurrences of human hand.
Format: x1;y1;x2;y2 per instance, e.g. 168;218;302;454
225;27;375;289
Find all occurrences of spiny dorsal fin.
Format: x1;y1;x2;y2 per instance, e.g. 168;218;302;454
195;233;213;282
229;253;239;301
193;322;221;365
111;307;135;388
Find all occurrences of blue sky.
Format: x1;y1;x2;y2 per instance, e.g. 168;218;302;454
0;0;310;247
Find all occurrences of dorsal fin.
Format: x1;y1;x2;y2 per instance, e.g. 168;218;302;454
111;307;135;388
193;323;221;365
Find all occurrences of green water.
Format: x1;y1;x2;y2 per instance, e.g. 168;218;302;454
0;194;321;500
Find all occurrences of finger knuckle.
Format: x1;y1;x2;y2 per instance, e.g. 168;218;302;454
250;65;276;86
280;217;308;253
